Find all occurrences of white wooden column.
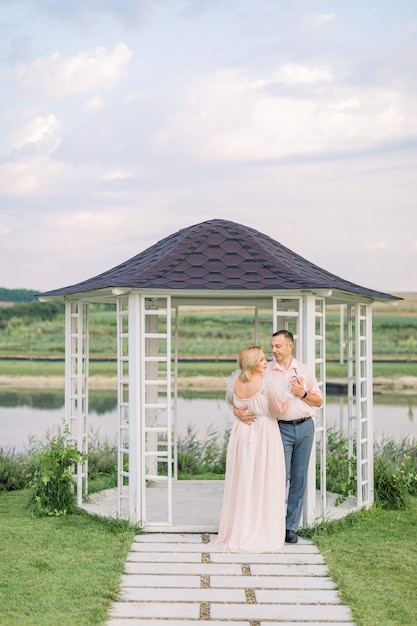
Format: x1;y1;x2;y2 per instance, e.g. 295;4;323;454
173;305;179;481
127;292;142;523
65;299;89;506
140;294;172;529
302;294;326;526
116;296;131;519
365;303;374;507
347;303;374;510
355;303;374;507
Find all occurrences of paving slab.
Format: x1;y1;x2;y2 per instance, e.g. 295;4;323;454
262;623;354;626
209;552;326;564
250;562;330;576
255;588;342;604
109;601;200;619
119;574;201;588
119;587;246;602
108;622;249;626
209;544;321;555
127;551;203;562
210;574;337;589
124;561;244;575
210;603;353;621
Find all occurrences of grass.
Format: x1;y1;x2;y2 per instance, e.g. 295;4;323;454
303;500;417;626
0;490;138;626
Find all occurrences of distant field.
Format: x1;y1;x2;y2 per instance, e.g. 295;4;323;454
0;357;416;384
0;292;416;363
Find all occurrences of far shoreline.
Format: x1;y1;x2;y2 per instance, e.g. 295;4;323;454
1;374;417;393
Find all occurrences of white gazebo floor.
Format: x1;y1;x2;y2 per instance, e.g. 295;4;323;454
81;480;360;532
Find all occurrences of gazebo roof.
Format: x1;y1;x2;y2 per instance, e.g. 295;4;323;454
40;219;398;302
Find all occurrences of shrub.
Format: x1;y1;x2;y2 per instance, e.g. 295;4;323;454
319;428;356;503
27;425;86;516
177;425;229;476
88;439;118;479
87;437;118;492
373;437;417;509
0;446;31;491
177;449;200;475
319;428;417;510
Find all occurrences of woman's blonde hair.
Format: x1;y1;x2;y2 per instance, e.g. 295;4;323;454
237;346;264;383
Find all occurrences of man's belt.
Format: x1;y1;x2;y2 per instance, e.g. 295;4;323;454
278;417;312;425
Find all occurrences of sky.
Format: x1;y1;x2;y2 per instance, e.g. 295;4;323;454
1;0;416;295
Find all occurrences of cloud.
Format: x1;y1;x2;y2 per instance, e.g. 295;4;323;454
85;95;106;110
158;68;417;162
364;239;389;251
308;13;335;27
0;224;12;237
103;169;136;182
10;114;60;152
256;64;333;86
50;210;123;234
0;159;68;195
14;43;133;97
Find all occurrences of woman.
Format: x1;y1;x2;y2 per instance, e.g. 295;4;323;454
213;346;286;553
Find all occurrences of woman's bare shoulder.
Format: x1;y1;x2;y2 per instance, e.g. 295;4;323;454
234;376;263;400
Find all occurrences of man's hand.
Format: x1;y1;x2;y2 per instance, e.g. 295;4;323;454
290;376;306;398
233;405;256;424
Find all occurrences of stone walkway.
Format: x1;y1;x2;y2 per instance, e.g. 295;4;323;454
105;532;355;626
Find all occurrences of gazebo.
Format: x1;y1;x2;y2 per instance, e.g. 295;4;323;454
39;219;398;531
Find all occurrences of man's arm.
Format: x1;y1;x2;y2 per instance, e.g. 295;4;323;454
300;390;322;407
233;404;256;424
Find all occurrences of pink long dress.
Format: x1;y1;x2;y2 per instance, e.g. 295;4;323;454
213;374;286;553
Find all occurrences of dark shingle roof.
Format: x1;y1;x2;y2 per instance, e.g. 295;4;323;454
40;219;397;300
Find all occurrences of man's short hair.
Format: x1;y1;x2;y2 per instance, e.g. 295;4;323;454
272;329;294;342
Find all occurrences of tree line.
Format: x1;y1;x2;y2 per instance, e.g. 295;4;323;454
0;287;64;329
0;287;39;303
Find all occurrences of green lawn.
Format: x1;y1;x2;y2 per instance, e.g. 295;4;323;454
0;491;137;626
305;500;417;626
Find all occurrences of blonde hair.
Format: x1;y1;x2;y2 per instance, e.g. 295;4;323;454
237;346;264;383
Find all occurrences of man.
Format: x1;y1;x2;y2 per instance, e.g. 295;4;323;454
233;330;323;544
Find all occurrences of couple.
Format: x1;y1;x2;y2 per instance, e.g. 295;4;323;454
213;330;323;553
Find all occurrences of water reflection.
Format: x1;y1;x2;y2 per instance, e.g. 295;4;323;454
0;389;64;410
1;388;416;451
0;388;117;413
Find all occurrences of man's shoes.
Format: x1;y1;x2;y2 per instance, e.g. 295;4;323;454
285;529;298;544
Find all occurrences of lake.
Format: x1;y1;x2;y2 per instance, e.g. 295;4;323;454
1;387;416;451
